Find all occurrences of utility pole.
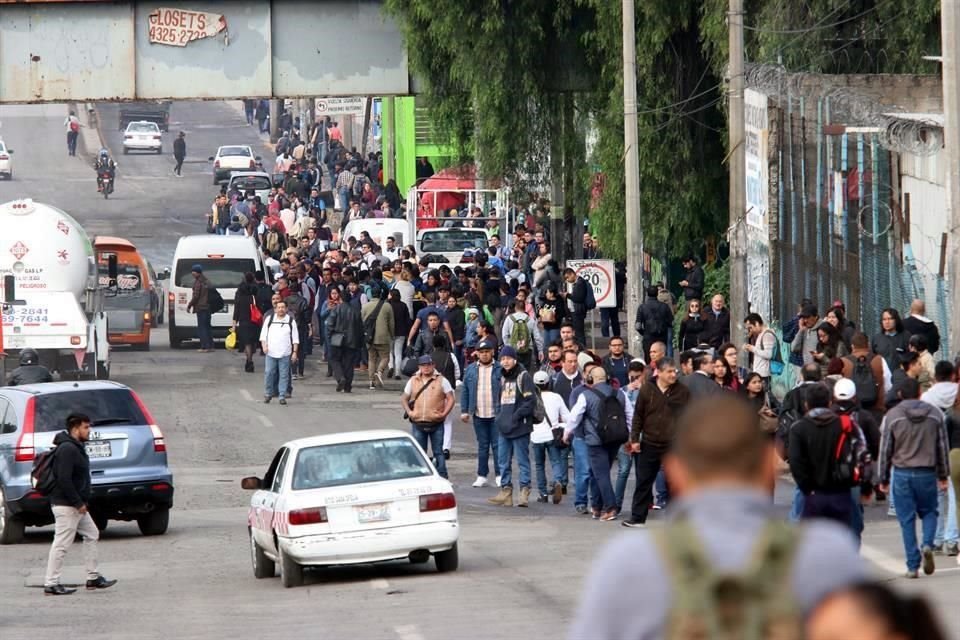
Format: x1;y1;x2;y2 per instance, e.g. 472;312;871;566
943;0;960;358
727;0;748;352
622;0;644;359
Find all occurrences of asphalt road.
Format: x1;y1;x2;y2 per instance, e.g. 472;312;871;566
0;104;958;640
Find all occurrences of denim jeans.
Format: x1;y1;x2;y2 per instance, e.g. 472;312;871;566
472;417;499;478
789;486;805;522
850;486;864;549
498;433;531;489
614;446;634;509
587;444;619;511
572;436;593;508
542;328;560;347
555;445;570;488
264;355;291;399
599;308;620;338
196;310;214;349
533;442;564;496
338;187;350;211
654;469;670;507
892;467;940;571
935;481;959;545
801;491;854;530
412;424;447;478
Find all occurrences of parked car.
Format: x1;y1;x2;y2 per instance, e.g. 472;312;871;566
242;430;459;587
0;381;174;544
0;139;13;179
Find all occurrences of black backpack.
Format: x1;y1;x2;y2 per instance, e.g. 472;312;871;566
845;355;878;406
642;303;667;337
583;279;597;311
207;286;225;313
590;388;629;446
832;414;867;487
31;447;59;496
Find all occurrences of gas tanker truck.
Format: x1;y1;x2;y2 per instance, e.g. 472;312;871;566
0;199;111;380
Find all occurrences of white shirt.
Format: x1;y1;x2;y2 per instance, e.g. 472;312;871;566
531;391;571;444
259;314;299;358
383;248;400;262
264;256;282;279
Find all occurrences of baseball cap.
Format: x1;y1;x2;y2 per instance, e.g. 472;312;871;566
500;345;518;360
533;371;551;386
417;355;434;366
476;339;496;351
834;378;856;401
191;264;203;273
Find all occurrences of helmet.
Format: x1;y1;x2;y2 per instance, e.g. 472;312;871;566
99;148;109;158
19;348;39;366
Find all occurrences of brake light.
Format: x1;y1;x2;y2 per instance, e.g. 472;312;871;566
151;483;172;492
131;391;165;452
168;292;175;302
289;507;327;525
214;160;220;169
153;135;161;140
143;312;151;321
0;154;8;160
124;135;132;139
14;398;36;462
419;492;456;512
70;336;82;345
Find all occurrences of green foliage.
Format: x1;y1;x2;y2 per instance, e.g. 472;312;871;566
703;261;730;302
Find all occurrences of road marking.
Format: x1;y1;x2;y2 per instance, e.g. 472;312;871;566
240;389;253;402
258;414;273;428
395;625;425;640
369;578;389;589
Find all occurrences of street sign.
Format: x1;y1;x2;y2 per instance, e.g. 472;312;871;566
566;259;616;309
314;97;365;117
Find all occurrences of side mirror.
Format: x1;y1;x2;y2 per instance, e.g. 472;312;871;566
208;156;215;162
240;476;262;490
157;268;169;281
6;149;12;154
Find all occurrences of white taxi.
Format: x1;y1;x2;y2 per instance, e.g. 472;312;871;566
241;430;460;588
0;139;13;179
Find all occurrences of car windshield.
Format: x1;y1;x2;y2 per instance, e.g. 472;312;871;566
291;438;433;490
128;123;158;133
419;231;487;253
175;258;254;289
231;176;271;191
33;389;147;433
220;146;251;158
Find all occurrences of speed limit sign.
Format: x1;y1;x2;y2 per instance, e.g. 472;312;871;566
567;260;616;309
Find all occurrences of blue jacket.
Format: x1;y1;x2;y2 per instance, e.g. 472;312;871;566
781;315;803;367
460;361;503;417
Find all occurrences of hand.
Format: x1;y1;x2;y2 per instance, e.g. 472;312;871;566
291;353;298;362
878;483;889;494
562;433;571;445
78;504;88;514
679;280;688;287
743;343;753;352
629;442;641;454
938;479;949;491
460;413;469;423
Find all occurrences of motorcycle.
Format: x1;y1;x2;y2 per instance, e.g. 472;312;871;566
98;171;114;199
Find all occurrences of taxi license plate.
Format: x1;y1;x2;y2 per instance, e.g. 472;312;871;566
85;441;112;458
356;503;390;523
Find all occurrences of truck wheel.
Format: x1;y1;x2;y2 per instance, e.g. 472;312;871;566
137;508;169;536
0;488;26;545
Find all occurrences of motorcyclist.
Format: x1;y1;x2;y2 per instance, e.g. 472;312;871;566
6;348;53;386
94;148;116;192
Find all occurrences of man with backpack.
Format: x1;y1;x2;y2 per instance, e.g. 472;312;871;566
283;279;313;380
186;264;215;352
635;285;673;361
564;367;628;521
43;413;118;595
841;332;886;414
488;346;537;508
569;395;866;638
259;300;299;404
877;377;951;578
501;299;542;372
361;288;394;390
744;313;780;387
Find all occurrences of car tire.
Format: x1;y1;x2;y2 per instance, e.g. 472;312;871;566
91;511;109;532
157;147;163;154
279;546;303;588
137;508;169;536
434;543;459;573
0;488;26;545
250;529;275;579
123;148;129;155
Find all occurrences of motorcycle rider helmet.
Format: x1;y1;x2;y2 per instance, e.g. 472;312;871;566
99;148;109;160
19;348;39;366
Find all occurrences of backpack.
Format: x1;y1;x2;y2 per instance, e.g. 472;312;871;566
207;286;225;314
285;294;311;327
833;414;867;487
845;355;878;406
508;314;533;354
265;229;281;255
642;302;667;337
31;446;59;496
765;330;785;376
583;279;597;311
363;297;387;346
516;372;546;423
654;520;803;640
69;119;79;133
589;388;629;446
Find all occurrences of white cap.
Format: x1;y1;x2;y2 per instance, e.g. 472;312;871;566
834;378;856;401
533;370;551;386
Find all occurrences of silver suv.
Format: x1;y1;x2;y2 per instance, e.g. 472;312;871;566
0;381;174;544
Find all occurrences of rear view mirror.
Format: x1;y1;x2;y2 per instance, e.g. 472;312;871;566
157;268;170;281
241;476;262;490
208;156;215;162
108;254;119;286
6;149;12;154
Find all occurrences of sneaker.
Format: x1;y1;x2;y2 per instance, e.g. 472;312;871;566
471;476;488;488
552;483;563;505
394;375;401;380
291;373;300;380
591;508;601;520
369;384;376;390
904;569;919;579
375;372;384;387
622;519;646;528
600;509;618;521
44;584;77;596
263;396;271;404
536;494;549;503
932;543;945;555
443;449;451;460
279;398;287;405
887;506;897;517
86;576;117;590
651;504;663;511
922;546;936;575
575;505;589;515
495;475;501;487
947;542;959;556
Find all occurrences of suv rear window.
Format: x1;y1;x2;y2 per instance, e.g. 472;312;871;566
33;389;147;432
419;230;487;253
291;438;432;490
231;176;271;191
175;258;254;289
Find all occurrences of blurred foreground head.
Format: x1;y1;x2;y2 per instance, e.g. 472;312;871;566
664;395;775;496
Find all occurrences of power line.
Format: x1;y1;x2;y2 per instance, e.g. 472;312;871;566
743;2;886;35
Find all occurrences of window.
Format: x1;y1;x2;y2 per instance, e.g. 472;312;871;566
127;122;159;134
291;438;432;491
219;146;252;158
98;261;145;293
420;231;488;253
271;448;290;493
174;258;255;289
33;390;147;433
231;176;271;192
262;448;285;489
0;398;15;434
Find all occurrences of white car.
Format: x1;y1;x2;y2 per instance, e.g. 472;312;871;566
241;430;460;588
417;227;489;270
0;139;13;179
122;121;162;154
209;145;261;184
227;171;273;203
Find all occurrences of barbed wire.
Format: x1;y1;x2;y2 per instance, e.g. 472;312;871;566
745;63;942;156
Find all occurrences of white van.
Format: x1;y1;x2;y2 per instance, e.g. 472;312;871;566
342;218;409;252
166;235;267;349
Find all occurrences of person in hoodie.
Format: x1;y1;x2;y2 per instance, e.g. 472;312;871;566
877;377;951;578
487;346;537;508
832;378;878;547
903;299;941;355
788;383;861;533
921;360;959;556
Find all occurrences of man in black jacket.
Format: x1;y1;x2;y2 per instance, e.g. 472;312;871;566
172;131;186;177
788;384;858;531
678;256;704;301
43;414;117;595
700;294;731;350
563;268;590;347
635;286;673;361
902;299;941;354
6;348;53;385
